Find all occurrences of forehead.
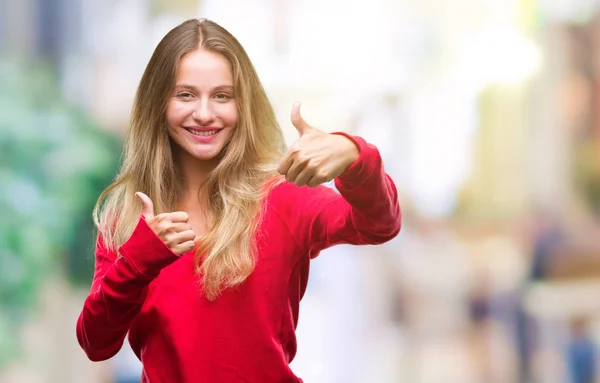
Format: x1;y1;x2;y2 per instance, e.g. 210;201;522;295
176;49;232;84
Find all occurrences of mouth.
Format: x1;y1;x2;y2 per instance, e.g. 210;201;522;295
184;128;224;137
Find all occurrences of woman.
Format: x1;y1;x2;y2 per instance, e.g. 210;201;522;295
76;18;401;382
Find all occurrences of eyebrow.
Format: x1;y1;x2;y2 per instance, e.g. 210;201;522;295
174;83;234;92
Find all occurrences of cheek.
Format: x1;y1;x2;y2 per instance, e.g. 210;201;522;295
166;102;190;127
220;103;239;127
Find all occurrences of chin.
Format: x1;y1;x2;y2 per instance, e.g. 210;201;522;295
189;146;227;162
189;152;219;162
171;136;231;163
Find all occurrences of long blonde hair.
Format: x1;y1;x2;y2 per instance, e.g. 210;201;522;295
94;19;287;300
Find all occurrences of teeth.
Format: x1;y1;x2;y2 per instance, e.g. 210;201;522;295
187;129;219;136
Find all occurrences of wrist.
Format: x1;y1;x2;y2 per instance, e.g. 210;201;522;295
330;132;359;166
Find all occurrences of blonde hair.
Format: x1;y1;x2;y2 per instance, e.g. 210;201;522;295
94;19;286;300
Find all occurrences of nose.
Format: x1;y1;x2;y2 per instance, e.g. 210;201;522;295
192;100;216;125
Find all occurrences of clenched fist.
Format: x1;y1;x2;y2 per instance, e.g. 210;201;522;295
135;192;196;255
278;102;359;188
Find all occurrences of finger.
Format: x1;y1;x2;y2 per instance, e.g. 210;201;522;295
290;102;312;136
307;175;328;188
173;240;196;255
294;166;313;187
135;192;155;219
163;211;190;223
277;150;294;176
165;229;196;248
171;222;192;233
285;159;308;184
174;229;196;243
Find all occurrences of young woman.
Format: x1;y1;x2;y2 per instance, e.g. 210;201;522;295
76;18;401;382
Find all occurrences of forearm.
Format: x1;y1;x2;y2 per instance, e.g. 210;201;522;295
333;133;402;242
76;217;180;361
76;256;153;361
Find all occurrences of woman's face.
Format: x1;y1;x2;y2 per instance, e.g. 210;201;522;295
166;48;238;162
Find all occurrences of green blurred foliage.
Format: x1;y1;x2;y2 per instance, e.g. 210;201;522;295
0;58;121;365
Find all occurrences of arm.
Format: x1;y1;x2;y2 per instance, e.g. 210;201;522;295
304;133;401;256
275;103;400;257
76;217;180;361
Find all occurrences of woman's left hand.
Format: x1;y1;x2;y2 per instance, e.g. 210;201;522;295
278;102;359;188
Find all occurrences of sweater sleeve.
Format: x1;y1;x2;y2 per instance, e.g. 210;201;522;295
278;134;401;258
76;216;181;361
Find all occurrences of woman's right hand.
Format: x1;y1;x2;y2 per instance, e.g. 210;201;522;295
135;192;196;255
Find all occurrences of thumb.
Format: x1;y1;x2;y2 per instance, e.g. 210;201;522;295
135;192;155;219
290;101;312;136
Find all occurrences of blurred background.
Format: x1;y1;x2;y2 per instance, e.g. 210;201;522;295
1;0;600;382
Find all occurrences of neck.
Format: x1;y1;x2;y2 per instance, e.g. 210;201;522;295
173;148;218;200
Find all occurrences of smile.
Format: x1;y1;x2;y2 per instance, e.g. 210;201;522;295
185;128;223;136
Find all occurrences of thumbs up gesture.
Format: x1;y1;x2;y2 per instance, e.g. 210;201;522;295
135;192;196;255
277;102;359;187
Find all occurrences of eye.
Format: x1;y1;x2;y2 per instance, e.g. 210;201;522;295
176;92;194;99
214;93;233;101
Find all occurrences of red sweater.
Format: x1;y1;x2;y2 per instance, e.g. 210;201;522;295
76;134;401;383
